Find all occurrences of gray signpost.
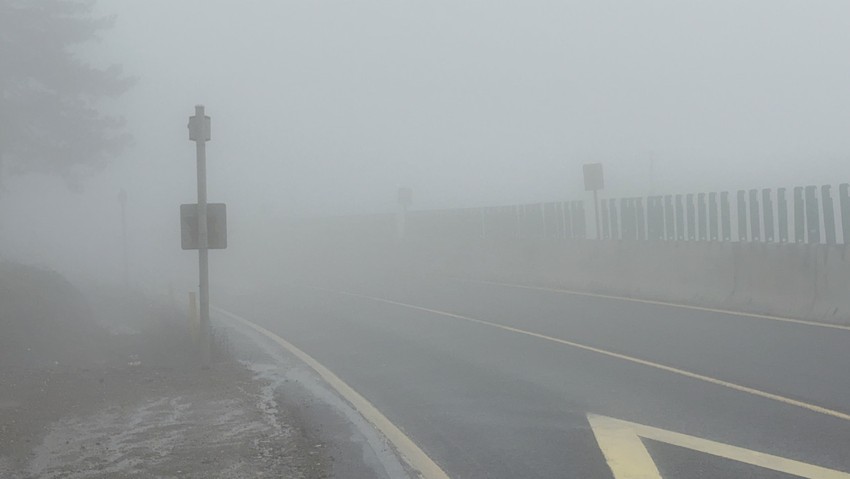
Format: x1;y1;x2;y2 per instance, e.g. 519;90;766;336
583;163;604;239
397;187;412;239
187;105;213;365
118;188;128;289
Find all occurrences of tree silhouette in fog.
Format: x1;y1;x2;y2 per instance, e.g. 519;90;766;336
0;0;133;188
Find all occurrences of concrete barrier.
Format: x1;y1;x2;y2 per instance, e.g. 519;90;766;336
401;237;850;325
231;215;850;326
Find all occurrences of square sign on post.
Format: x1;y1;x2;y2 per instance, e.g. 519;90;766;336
188;114;211;142
181;203;227;250
583;163;604;191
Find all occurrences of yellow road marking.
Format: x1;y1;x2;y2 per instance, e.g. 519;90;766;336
455;278;850;331
588;414;662;479
588;414;850;478
339;291;850;422
213;307;451;479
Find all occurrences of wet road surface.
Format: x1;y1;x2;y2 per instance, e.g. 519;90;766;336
222;275;850;479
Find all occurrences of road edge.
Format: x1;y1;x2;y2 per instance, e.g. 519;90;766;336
212;306;451;479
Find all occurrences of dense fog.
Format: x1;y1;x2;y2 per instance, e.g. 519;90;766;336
3;0;850;295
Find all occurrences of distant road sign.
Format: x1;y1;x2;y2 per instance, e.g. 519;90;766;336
398;187;413;206
188;114;211;142
583;163;604;191
181;203;227;250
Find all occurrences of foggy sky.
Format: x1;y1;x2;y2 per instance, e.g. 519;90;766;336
103;0;850;210
3;0;850;291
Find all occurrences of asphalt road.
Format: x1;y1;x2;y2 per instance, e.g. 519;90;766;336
223;275;850;479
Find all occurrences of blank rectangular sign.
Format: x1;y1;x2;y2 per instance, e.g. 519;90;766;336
181;203;227;250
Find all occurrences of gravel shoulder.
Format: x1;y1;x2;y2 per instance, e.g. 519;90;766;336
1;357;328;479
0;264;335;478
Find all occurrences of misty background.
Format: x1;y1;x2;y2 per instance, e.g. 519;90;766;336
2;0;850;294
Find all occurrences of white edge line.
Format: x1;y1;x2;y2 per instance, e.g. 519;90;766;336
213;306;451;479
338;291;850;423
455;278;850;332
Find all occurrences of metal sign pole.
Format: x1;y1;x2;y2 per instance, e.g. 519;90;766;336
594;188;600;240
583;163;605;240
397;188;412;239
190;105;211;366
118;189;128;290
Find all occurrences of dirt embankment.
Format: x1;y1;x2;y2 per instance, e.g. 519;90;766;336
0;263;331;478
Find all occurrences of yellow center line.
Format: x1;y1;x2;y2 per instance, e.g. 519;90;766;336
339;290;850;422
213;306;452;479
453;278;850;332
